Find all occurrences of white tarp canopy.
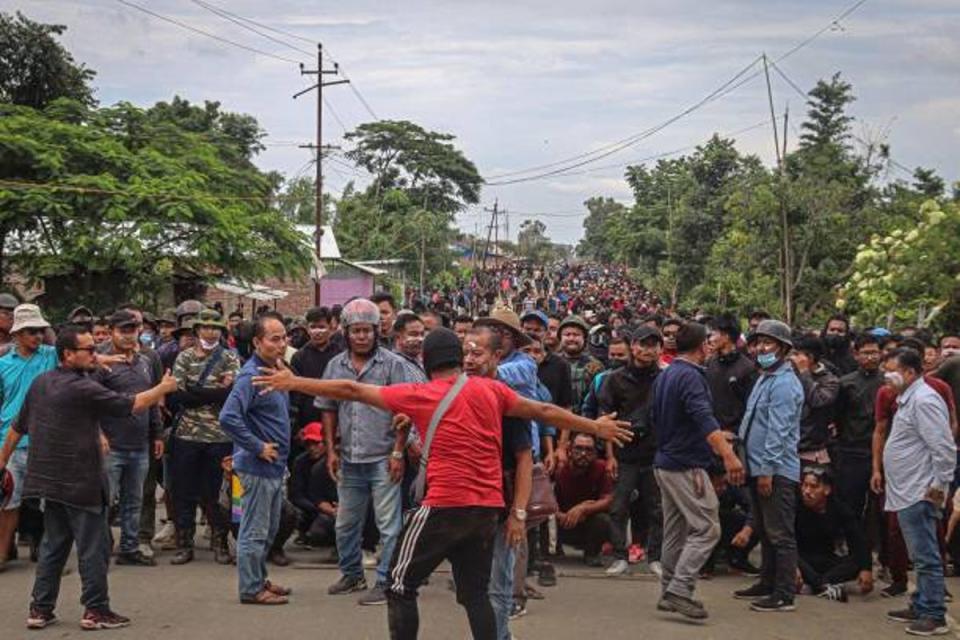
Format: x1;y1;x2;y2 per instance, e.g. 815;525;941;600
213;278;288;301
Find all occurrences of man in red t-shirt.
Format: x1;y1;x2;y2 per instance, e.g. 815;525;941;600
253;328;631;640
554;432;613;566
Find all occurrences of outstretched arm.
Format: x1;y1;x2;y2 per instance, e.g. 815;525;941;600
507;396;632;446
253;366;388;411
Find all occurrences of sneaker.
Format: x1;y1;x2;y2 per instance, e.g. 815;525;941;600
729;558;761;577
584;555;604;567
509;601;528;620
26;608;57;629
328;575;368;595
362;550;378;568
906;617;950;636
115;550;156;567
80;608;131;630
817;584;848;603
137;543;154;559
888;607;918;623
537;563;557;587
628;544;645;564
734;582;773;600
882;582;908;598
605;559;629;576
152;522;175;546
358;584;387;606
648;560;663;579
749;596;796;612
660;592;708;620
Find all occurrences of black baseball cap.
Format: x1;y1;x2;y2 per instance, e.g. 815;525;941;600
108;309;140;328
631;325;663;344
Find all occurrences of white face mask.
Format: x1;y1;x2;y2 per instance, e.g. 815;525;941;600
884;371;905;389
200;338;220;351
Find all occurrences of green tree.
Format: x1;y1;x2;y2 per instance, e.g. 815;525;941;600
839;200;960;329
336;120;482;286
0;99;311;315
0;11;96;109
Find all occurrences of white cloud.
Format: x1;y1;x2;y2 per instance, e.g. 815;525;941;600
4;0;958;245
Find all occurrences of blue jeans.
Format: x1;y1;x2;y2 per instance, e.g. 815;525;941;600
897;500;946;621
336;459;402;585
106;449;149;554
237;474;283;599
489;523;515;640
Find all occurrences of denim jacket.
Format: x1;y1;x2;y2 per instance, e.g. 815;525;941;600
738;361;803;481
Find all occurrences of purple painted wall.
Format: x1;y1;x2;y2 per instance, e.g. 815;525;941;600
320;275;374;307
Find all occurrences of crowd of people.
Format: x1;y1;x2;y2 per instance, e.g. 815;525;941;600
0;260;959;639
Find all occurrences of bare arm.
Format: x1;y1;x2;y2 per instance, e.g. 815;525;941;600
872;418;888;475
254;369;389;411
0;428;23;469
507;396;631;445
131;371;177;414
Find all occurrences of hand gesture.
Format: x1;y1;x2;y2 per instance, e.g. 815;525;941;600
870;470;884;494
606;456;618;481
159;370;177;394
731;525;753;548
388;455;405;484
252;360;295;393
724;453;745;487
259;442;280;463
392;413;412;432
757;475;773;497
595;412;633;447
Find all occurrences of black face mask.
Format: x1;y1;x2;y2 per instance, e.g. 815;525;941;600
824;334;848;350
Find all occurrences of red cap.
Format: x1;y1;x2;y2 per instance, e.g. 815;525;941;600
301;422;324;443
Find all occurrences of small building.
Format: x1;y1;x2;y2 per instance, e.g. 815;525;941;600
203;225;386;318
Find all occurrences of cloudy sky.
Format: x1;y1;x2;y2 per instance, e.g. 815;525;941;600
8;0;960;244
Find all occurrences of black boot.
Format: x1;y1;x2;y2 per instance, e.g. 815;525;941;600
213;530;232;565
170;529;194;565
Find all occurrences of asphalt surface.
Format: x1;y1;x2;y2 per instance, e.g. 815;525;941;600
0;540;951;640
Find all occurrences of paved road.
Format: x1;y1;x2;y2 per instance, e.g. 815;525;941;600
0;542;946;640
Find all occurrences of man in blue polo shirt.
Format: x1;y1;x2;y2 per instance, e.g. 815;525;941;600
650;321;744;620
220;312;293;605
0;304;58;571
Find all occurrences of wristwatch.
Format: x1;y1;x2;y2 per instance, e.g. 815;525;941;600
512;508;528;522
390;450;404;460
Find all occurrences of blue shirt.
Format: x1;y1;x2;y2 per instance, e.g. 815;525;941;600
498;350;553;459
883;378;955;512
219;354;290;479
738;361;803;481
0;345;58;450
651;358;720;471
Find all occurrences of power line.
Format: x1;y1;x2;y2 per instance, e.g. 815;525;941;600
483;0;870;185
114;0;301;65
181;0;380;121
484;56;761;183
187;0;313;59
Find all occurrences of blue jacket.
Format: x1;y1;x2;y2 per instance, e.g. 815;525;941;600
651;358;720;471
498;350;554;458
219;354;290;479
738;361;803;481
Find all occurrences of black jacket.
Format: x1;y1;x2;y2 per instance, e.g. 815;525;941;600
705;351;758;431
797;364;840;452
597;364;659;464
834;368;883;456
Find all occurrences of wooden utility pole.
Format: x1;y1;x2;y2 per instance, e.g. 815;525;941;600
481;199;499;270
764;53;793;324
294;43;349;305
